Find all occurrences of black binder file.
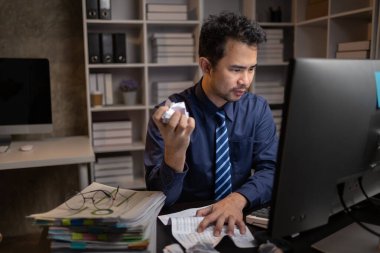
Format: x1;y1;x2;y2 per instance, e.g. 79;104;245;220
113;33;126;63
99;0;111;20
88;33;101;64
86;0;98;19
101;33;113;63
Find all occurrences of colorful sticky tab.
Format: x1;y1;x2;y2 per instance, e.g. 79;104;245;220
83;219;94;226
375;72;380;108
71;241;86;249
62;219;71;226
72;232;83;240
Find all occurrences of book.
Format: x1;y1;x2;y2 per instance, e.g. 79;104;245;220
154;56;194;64
93;137;132;146
337;40;371;52
152;33;193;39
154;45;195;53
95;161;133;170
95;175;134;185
147;12;187;21
146;4;187;13
93;129;132;139
97;155;133;164
336;50;369;59
254;86;285;94
96;73;105;104
93;121;132;131
154;81;194;90
89;73;97;93
104;73;113;105
153;38;194;46
255;81;282;87
95;168;133;177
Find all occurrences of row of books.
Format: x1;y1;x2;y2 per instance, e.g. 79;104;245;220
29;182;166;252
92;121;133;148
336;40;371;59
259;29;284;64
94;154;134;187
254;81;284;105
88;33;126;64
146;3;188;21
152;81;194;104
151;33;195;64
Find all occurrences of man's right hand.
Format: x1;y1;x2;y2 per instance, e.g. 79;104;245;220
152;105;195;172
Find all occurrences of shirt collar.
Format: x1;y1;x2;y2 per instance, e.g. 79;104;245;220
194;78;234;122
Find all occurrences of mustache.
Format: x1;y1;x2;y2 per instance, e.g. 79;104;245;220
233;85;248;91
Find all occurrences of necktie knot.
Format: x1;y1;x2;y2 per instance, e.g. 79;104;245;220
216;111;225;126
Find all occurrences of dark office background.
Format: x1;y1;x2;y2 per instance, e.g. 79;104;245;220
0;0;87;236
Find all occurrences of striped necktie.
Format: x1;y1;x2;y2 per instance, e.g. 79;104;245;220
215;110;232;200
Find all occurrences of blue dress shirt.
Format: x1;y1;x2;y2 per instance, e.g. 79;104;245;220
144;80;278;208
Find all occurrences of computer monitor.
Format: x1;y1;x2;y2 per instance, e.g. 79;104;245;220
269;58;380;239
0;58;53;144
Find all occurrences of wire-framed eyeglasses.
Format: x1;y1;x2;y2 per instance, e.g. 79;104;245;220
65;186;119;211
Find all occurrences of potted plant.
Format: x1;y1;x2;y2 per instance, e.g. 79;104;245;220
119;79;138;105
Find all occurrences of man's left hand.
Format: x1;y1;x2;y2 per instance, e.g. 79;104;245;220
196;192;247;236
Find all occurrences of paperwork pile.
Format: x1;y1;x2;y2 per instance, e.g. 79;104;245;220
28;182;165;252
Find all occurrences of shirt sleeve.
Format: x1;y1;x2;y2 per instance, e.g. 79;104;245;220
235;101;278;209
144;115;189;206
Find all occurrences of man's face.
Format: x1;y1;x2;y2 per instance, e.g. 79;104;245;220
205;39;258;107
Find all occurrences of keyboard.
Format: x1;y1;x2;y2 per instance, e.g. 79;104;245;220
246;207;270;228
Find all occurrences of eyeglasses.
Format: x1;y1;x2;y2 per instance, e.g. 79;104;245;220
65;186;119;211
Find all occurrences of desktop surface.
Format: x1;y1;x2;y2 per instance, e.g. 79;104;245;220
0;199;379;253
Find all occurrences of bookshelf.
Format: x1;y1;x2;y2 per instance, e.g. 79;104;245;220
294;0;379;59
81;0;295;189
82;0;378;189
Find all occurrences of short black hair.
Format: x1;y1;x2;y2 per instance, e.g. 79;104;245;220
199;12;266;68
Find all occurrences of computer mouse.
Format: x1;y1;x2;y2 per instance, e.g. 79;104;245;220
19;145;33;152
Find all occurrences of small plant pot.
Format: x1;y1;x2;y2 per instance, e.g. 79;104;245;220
122;91;137;105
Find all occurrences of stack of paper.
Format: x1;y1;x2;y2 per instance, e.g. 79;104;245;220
28;182;165;252
95;154;134;187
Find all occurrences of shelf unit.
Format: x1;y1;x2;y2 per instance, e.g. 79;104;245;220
81;0;305;189
294;0;379;59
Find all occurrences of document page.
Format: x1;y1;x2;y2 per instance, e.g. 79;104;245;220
159;207;256;250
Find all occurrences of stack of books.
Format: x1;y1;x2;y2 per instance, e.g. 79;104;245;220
151;33;195;64
95;154;134;187
146;3;188;21
152;81;194;104
254;81;284;105
336;40;371;59
28;182;166;252
259;29;284;64
92;121;133;150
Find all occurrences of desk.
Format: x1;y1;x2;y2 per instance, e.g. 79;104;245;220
1;200;379;253
0;136;95;189
156;200;380;253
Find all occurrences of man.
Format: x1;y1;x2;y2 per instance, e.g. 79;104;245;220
144;12;278;236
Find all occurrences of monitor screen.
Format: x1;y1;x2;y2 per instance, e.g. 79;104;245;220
0;58;53;136
269;58;380;238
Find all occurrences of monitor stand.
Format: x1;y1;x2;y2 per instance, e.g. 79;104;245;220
312;222;380;253
0;135;11;151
